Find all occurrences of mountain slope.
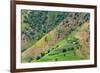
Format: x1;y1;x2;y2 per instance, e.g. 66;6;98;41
35;22;90;62
21;12;90;63
21;10;68;52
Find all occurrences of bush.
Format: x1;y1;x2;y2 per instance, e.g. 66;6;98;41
70;47;74;51
52;48;54;50
64;54;66;56
66;20;69;23
48;50;50;53
56;45;59;48
21;48;26;52
36;56;41;60
79;22;82;26
55;58;58;61
73;17;76;20
41;53;45;56
62;49;66;53
28;57;33;62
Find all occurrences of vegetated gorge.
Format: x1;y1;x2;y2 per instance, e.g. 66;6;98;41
21;10;90;63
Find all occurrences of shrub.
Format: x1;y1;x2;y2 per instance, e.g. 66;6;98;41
36;56;41;60
56;45;59;48
66;20;69;23
73;17;76;20
55;58;58;61
68;48;73;51
28;57;33;62
64;54;66;56
79;22;82;26
41;53;45;56
52;48;54;50
62;49;66;53
48;50;50;53
21;48;26;52
70;47;74;51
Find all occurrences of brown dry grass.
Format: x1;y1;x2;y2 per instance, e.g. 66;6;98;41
75;22;90;59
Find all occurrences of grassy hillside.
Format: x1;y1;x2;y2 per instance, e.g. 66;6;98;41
34;22;90;62
21;11;90;63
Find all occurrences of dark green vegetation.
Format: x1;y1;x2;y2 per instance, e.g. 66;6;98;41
21;10;90;63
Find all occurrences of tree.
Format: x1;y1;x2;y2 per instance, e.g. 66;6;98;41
55;58;58;61
41;53;45;57
62;49;66;53
64;54;66;56
48;50;50;53
73;16;77;20
44;36;48;42
66;20;69;23
70;47;74;51
28;57;33;62
80;22;82;26
36;56;41;60
56;45;59;48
